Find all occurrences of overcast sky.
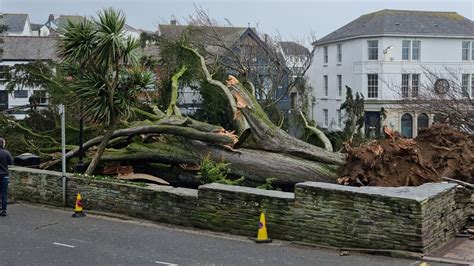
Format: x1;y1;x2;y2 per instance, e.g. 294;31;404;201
2;0;474;44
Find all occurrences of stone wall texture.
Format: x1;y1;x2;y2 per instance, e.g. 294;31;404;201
8;167;471;253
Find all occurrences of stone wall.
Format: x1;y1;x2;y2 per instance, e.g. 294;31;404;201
8;167;471;253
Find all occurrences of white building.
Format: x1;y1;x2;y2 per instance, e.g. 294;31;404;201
1;13;33;36
308;9;474;137
0;36;58;119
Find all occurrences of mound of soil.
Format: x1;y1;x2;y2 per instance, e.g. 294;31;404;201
338;124;474;187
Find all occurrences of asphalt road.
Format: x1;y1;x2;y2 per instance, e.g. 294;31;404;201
0;203;441;266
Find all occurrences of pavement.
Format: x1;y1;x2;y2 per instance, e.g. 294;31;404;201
0;203;450;266
427;237;474;264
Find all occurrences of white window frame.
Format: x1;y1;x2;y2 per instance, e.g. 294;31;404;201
367;74;378;98
412;74;419;97
462;41;470;61
412;41;420;60
323;75;328;97
402;74;410;98
471;74;474;97
401;73;420;98
402;40;411;60
323;109;329;127
337;75;342;97
462;74;470;97
337;44;342;63
367;40;378;60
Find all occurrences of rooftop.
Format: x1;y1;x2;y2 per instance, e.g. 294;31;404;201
1;13;29;34
2;36;58;61
315;9;474;45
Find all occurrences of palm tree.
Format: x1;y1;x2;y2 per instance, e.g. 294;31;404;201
58;8;154;174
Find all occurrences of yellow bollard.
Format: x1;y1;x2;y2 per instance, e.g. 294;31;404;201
72;193;86;218
255;212;272;243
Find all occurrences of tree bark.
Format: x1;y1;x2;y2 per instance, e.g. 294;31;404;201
166;66;186;116
85;122;117;175
299;110;333;152
100;140;339;185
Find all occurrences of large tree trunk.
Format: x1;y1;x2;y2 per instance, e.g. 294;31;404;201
85;122;117;175
100;139;338;185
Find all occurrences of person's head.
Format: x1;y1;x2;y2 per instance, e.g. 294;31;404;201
0;138;5;149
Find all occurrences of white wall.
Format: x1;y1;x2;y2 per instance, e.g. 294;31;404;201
308;36;474;132
0;61;48;119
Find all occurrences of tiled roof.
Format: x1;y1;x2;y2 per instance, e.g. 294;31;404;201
2;13;28;34
158;24;251;54
2;36;58;61
315;9;474;45
279;41;310;57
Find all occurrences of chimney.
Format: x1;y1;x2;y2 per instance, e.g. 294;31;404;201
170;19;177;25
264;34;268;43
48;14;54;22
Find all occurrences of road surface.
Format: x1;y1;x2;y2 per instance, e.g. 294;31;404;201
0;203;441;265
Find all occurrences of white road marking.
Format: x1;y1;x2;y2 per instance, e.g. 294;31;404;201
154;261;178;266
53;242;75;248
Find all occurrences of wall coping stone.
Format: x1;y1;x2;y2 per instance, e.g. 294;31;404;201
200;183;295;200
10;166;198;197
296;182;457;202
10;166;74;177
146;184;198;197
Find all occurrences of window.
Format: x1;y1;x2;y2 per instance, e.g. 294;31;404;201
367;74;378;98
337;75;342;97
412;74;419;97
337;109;342;128
337;44;342;63
472;41;474;60
368;40;378;60
462;41;470;60
401;74;420;98
33;90;48;104
14;90;28;98
401;113;413;138
462;74;470;97
412;41;420;60
402;40;420;60
402;40;410;60
323;109;329;127
323;75;328;97
0;66;8;84
417;113;429;132
471;75;474;97
402;74;410;98
323;46;328;64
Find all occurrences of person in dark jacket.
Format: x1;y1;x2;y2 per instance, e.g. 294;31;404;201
0;138;13;216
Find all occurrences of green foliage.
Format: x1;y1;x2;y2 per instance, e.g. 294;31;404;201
340;86;366;145
256;177;280;191
197;155;244;185
192;79;234;130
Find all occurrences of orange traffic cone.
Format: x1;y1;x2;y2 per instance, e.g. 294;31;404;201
255;212;272;243
72;193;86;218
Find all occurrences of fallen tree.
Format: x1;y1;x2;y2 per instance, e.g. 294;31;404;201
338;123;474;186
5;9;344;188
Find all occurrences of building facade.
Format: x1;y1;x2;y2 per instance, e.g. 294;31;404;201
308;10;474;137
